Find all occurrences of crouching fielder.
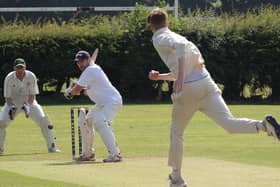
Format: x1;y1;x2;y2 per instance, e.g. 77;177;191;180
0;58;60;155
147;8;280;187
64;50;122;162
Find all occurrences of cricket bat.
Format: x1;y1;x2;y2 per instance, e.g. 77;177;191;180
91;48;99;63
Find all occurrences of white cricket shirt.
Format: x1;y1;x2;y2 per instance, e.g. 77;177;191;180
77;64;122;106
4;70;39;102
152;27;205;80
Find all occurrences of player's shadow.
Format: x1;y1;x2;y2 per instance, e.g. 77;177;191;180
0;152;47;157
47;160;104;166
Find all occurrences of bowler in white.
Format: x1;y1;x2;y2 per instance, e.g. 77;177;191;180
147;8;280;187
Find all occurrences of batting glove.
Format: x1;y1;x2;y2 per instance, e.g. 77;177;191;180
64;87;73;100
69;81;77;88
8;103;17;120
22;102;30;118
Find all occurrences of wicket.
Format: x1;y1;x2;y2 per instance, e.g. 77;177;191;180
70;107;89;159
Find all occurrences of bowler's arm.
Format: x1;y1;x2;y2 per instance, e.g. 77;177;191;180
155;36;187;81
157;73;176;81
172;57;185;93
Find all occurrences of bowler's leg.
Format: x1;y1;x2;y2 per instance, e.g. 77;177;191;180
168;102;196;171
200;93;264;134
168;94;199;187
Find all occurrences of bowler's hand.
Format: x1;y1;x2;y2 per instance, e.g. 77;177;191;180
149;70;160;81
173;77;183;93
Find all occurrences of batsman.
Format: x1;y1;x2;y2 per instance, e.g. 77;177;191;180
0;58;60;155
64;50;122;162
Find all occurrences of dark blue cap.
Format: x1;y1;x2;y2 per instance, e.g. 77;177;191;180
74;50;90;62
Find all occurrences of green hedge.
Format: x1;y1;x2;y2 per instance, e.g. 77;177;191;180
0;6;279;102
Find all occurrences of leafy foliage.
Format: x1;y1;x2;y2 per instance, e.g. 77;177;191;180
0;6;279;102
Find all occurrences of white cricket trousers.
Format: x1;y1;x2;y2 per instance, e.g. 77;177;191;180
85;104;122;156
0;100;55;151
168;75;262;170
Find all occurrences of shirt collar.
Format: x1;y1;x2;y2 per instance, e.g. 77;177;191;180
152;27;169;40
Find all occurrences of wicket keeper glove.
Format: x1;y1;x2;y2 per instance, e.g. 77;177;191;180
22;103;30;118
64;87;73;100
8;103;17;120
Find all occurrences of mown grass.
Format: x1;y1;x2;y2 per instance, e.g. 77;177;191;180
0;169;86;187
0;104;280;186
1;104;280;166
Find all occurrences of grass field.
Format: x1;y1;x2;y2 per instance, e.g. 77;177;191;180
0;104;280;187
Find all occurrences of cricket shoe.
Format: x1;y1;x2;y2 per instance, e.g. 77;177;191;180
263;115;280;141
0;148;3;155
169;174;187;187
74;153;96;162
103;154;122;163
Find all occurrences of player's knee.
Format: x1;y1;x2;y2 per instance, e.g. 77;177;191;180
39;116;54;130
93;120;109;132
170;131;184;143
84;117;93;128
78;108;87;127
170;124;184;139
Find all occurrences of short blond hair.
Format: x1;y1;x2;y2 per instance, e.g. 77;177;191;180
147;8;168;29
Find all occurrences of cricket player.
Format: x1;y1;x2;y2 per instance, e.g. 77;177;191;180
64;50;122;162
0;58;60;155
147;8;280;187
